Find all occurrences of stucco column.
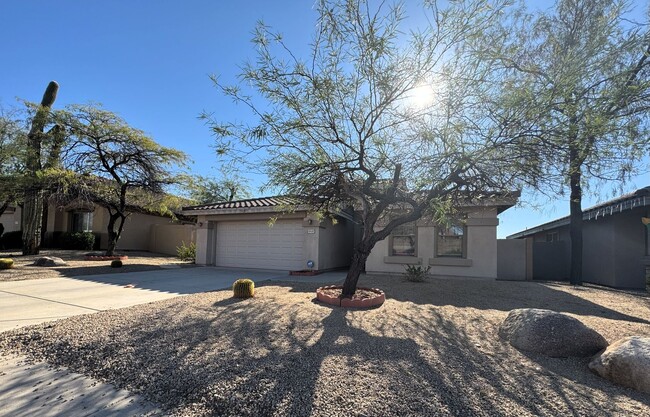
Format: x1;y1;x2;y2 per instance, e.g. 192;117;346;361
195;217;214;265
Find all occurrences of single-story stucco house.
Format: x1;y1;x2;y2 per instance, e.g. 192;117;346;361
183;193;519;278
508;186;650;290
0;202;195;255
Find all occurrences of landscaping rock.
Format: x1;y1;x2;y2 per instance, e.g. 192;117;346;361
589;336;650;394
33;256;68;267
499;308;607;357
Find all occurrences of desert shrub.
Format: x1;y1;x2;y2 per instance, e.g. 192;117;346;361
0;231;22;249
233;278;255;298
404;264;431;282
111;260;123;268
176;241;196;262
59;232;95;250
0;258;14;269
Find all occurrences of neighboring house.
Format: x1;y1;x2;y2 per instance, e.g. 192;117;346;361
508;186;650;290
183;193;519;278
1;202;195;256
182;197;355;271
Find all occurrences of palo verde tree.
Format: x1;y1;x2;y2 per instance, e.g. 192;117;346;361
187;172;251;204
478;0;650;285
58;104;187;256
207;0;521;296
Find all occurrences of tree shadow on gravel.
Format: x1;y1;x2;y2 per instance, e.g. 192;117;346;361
343;274;650;325
6;281;648;417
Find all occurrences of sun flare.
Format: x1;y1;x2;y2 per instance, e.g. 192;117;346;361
408;84;436;109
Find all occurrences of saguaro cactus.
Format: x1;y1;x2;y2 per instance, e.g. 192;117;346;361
22;81;60;255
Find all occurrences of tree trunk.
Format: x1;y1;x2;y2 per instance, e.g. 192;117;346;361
106;212;126;256
22;189;44;255
342;245;371;297
568;157;583;286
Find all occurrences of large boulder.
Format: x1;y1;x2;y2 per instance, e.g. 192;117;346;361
589;336;650;394
33;256;68;267
499;308;607;357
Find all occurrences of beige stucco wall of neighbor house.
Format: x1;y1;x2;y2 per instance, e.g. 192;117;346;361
0;206;21;233
46;202;188;253
149;224;197;256
365;207;501;279
114;212;176;251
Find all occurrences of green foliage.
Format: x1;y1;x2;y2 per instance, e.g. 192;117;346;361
55;104;189;256
186;173;251;204
176;241;196;262
59;232;95;250
0;231;22;249
232;278;255;298
403;265;431;282
111;260;123;268
205;0;518;296
0;258;14;269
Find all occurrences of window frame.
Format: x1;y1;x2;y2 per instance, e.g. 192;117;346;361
435;222;467;258
70;210;94;233
389;221;417;257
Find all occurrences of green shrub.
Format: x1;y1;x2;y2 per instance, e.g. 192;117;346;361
0;258;14;269
404;264;430;282
232;278;255;298
0;231;22;249
59;232;95;250
111;260;123;268
176;241;196;262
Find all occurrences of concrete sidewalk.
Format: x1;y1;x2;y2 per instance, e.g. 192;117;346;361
0;354;164;417
0;266;345;332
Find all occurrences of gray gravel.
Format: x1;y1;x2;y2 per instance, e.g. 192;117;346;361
1;275;650;416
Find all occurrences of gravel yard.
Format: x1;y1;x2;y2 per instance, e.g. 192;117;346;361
0;250;194;282
1;275;650;417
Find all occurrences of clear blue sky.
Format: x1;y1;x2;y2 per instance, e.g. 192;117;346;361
1;1;648;238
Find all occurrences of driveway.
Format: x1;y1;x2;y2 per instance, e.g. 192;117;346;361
0;267;346;333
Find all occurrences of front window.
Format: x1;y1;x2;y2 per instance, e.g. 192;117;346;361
71;211;93;232
436;223;465;257
390;222;416;256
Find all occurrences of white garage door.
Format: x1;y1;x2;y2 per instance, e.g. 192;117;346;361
215;220;305;270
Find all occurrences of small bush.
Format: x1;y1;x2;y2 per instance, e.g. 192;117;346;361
111;260;123;268
0;258;14;269
404;264;430;282
0;231;22;249
176;241;196;262
233;278;255;298
59;232;95;250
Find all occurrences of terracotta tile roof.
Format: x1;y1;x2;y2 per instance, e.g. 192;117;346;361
182;196;301;211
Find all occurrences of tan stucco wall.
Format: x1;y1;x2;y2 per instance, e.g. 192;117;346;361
365;208;500;279
0;206;21;233
46;203;185;252
149;224;197;256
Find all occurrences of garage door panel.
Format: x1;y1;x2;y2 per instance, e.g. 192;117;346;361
215;220;304;270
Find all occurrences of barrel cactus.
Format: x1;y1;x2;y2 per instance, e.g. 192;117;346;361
111;260;123;268
233;278;255;298
0;258;14;269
